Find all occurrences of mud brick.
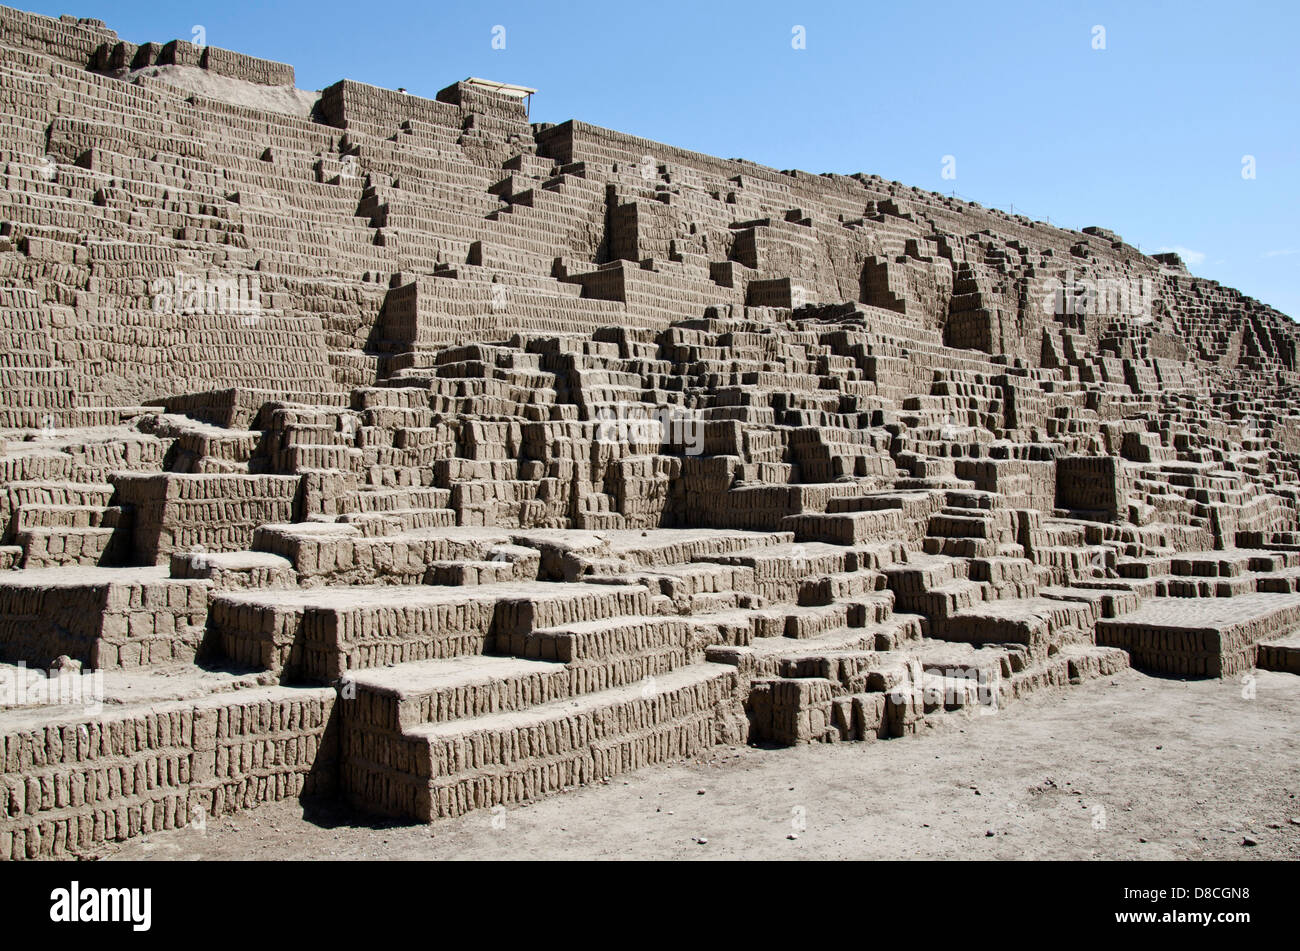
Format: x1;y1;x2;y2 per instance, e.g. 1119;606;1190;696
0;2;1297;850
1097;595;1300;678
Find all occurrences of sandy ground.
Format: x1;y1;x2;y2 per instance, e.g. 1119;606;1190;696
97;668;1300;861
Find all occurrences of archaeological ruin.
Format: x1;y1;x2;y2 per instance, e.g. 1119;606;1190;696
0;5;1297;860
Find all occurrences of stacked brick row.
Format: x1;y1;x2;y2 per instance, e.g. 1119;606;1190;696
0;686;335;859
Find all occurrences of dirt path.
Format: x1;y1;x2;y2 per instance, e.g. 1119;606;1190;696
97;668;1300;861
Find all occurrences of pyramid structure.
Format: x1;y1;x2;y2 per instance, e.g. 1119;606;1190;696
0;5;1298;859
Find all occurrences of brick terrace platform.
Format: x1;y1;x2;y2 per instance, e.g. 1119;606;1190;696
1096;594;1300;677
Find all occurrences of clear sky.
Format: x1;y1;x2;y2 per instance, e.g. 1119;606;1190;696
26;0;1300;318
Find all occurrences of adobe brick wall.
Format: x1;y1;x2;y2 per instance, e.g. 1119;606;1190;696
0;686;336;859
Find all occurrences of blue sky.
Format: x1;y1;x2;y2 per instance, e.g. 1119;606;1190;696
30;0;1300;318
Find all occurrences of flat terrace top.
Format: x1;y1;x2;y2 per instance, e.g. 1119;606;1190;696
506;527;788;553
1105;594;1300;630
0;661;276;729
346;654;560;693
213;580;649;610
0;565;170;588
597;528;788;550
